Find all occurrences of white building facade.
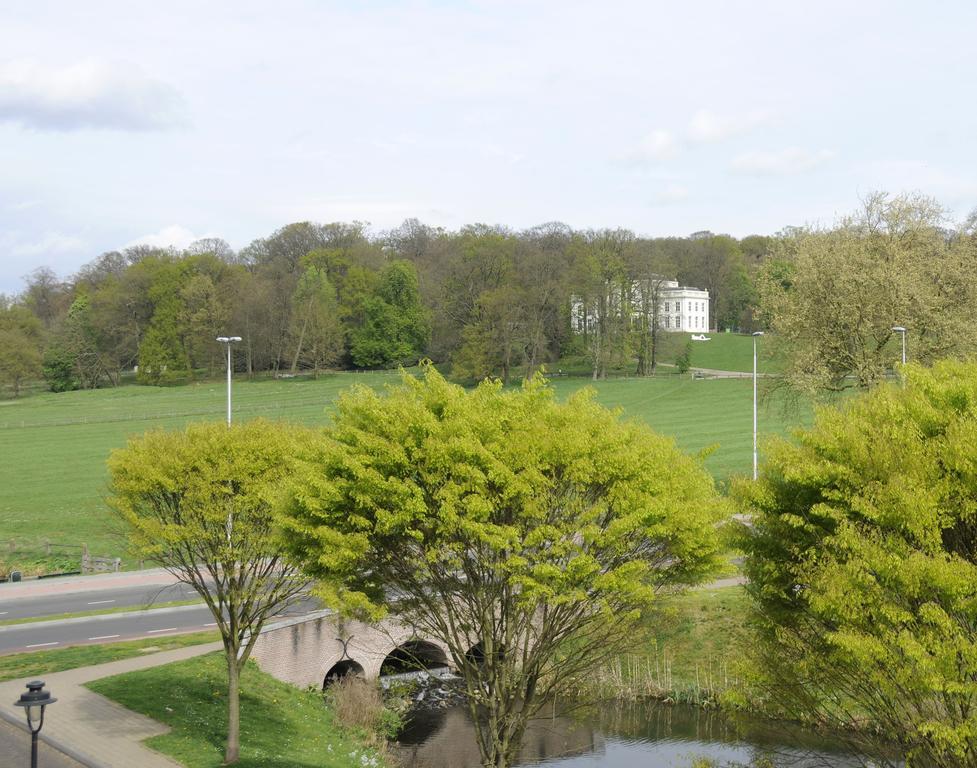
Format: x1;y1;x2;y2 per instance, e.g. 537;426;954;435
659;280;710;332
570;278;710;333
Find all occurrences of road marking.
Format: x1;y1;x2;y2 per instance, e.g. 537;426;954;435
0;612;7;615
87;600;115;605
147;627;178;633
204;622;218;626
89;634;121;641
26;642;58;648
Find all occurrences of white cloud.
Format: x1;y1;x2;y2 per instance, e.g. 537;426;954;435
8;199;41;212
731;148;835;175
0;59;184;131
688;109;771;143
124;225;211;251
652;184;690;205
622;130;678;165
12;231;86;256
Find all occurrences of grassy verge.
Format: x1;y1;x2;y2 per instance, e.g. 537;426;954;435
579;584;753;705
0;598;202;627
0;631;217;682
88;651;386;768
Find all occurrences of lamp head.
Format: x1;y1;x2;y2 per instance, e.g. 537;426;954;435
891;326;906;333
14;680;56;734
752;331;764;337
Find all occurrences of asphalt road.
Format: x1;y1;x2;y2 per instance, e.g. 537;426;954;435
0;580;203;622
0;597;322;655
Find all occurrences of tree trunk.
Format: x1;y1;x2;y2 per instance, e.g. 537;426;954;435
225;657;241;764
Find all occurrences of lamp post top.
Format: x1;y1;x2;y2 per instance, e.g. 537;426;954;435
216;336;242;343
891;326;906;333
14;680;56;708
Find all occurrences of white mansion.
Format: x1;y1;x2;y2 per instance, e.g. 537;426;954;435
571;278;711;333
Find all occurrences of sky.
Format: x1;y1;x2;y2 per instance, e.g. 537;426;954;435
1;0;975;294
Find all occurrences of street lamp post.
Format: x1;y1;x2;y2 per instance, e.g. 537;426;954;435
216;336;242;426
14;680;57;768
891;326;907;366
752;331;764;481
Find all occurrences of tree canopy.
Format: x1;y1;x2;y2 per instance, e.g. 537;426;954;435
757;192;977;394
739;361;977;767
279;366;726;767
3;214;780;393
108;420;314;765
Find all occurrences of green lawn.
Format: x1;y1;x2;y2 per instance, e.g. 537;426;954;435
0;371;812;566
682;332;783;373
0;631;217;681
88;652;384;768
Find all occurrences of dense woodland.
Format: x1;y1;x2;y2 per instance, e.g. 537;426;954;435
0;220;771;393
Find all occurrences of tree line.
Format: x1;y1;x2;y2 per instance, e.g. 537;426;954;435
3;191;975;397
0;220;768;394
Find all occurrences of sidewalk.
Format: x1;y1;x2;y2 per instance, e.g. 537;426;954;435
0;641;221;768
0;568;179;601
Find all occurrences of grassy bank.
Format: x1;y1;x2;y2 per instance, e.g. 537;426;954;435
88;651;386;768
0;631;217;682
581;584;753;705
0;372;811;566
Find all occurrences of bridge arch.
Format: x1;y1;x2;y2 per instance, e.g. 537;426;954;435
323;659;365;687
380;639;449;676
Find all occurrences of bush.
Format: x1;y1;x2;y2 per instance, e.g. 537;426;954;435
675;340;693;374
324;675;401;743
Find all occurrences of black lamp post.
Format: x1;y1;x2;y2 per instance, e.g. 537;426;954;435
14;680;57;768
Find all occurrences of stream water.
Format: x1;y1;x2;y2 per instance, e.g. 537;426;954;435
392;701;887;767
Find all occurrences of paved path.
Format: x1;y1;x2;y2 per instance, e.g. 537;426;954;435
0;717;83;768
0;641;221;768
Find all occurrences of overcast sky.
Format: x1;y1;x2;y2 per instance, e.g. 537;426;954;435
1;0;975;294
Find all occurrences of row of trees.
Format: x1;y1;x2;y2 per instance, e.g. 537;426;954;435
1;220;767;394
5;191;975;396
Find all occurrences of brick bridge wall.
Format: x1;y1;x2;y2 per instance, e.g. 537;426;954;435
250;609;456;688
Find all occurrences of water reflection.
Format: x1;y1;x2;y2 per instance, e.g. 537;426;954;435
392;701;883;768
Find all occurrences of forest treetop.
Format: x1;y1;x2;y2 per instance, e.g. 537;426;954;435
2;192;975;396
0;218;769;392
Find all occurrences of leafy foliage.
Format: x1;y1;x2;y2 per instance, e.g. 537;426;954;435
108;420;315;764
280;365;726;767
757;192;977;394
739;361;977;767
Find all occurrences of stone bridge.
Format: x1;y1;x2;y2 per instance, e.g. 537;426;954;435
251;609;463;688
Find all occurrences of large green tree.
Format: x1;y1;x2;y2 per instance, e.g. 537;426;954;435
280;367;725;768
108;420;313;765
757;192;977;394
288;264;343;375
739;361;977;767
0;305;44;396
348;260;428;368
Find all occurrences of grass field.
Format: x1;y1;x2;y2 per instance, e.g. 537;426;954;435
0;370;813;566
88;651;383;768
682;332;784;373
0;631;217;680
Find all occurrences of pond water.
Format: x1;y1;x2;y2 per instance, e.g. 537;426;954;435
392;701;888;768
